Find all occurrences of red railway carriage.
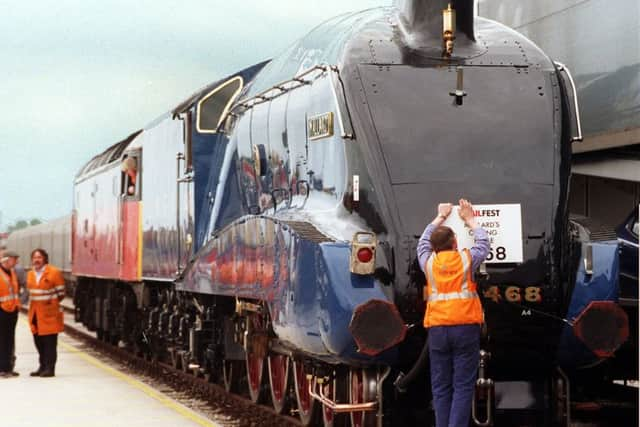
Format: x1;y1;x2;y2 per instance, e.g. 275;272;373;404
72;130;143;282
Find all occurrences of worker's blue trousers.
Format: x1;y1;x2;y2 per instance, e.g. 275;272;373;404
428;324;481;427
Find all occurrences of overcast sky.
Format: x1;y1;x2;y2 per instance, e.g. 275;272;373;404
0;0;384;229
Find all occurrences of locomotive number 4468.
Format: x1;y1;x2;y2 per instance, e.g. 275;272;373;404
483;285;543;303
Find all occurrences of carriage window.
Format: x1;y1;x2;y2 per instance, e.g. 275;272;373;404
196;77;243;133
120;153;141;199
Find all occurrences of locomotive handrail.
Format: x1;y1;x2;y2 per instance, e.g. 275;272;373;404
471;350;494;427
116;193;125;265
327;65;355;139
176;152;185;275
554;61;583;143
228;64;355;139
471;387;493;427
230;64;329;113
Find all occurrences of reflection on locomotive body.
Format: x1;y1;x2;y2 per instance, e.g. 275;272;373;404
21;1;633;425
617;209;639;301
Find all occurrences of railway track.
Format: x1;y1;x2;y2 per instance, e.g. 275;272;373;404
37;304;303;427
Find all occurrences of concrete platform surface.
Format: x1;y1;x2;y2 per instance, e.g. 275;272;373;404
0;315;219;427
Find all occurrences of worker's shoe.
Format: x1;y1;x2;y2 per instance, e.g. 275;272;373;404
39;368;55;377
0;371;19;378
30;368;43;376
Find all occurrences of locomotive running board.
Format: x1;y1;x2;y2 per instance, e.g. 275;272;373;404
308;376;378;413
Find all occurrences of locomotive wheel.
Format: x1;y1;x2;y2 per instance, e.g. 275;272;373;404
349;368;377;427
223;359;245;393
293;360;317;425
246;348;265;402
245;314;268;403
267;354;290;414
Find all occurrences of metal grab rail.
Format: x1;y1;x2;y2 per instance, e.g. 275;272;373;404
228;63;355;140
554;61;584;143
471;350;494;427
471;387;494;427
230;65;328;113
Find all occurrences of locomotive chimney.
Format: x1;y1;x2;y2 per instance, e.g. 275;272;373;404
394;0;477;50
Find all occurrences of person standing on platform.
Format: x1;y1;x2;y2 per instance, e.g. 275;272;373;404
417;199;490;427
0;250;21;378
27;248;65;377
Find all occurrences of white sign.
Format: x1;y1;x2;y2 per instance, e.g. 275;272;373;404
442;204;523;263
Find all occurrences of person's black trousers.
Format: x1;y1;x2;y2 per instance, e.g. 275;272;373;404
33;334;58;372
0;309;18;372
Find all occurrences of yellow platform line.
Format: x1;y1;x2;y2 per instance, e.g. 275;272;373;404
58;339;219;427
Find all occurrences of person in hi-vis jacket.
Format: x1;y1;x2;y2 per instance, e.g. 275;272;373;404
417;199;490;427
27;248;65;377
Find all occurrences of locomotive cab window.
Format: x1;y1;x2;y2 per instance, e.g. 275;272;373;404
120;153;141;199
196;76;243;133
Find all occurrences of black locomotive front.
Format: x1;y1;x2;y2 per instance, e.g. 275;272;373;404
334;0;576;380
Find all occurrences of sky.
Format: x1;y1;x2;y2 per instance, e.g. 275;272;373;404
0;0;385;229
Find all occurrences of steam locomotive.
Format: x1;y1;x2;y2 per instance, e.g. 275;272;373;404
13;1;634;425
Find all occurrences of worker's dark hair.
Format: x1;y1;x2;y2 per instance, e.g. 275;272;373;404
31;248;49;264
429;226;456;252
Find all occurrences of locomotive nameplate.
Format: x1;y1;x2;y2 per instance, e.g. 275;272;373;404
308;112;334;140
442;204;523;263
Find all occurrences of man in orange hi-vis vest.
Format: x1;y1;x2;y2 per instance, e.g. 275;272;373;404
27;248;65;377
0;250;21;378
417;199;490;427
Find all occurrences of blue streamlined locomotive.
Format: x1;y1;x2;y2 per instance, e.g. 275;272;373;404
66;1;632;425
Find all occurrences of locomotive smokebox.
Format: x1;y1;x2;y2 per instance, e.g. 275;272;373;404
349;299;407;356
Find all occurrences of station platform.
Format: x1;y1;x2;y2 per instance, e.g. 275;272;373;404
0;314;219;427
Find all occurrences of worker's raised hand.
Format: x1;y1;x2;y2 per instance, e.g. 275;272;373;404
438;203;453;218
458;199;477;227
